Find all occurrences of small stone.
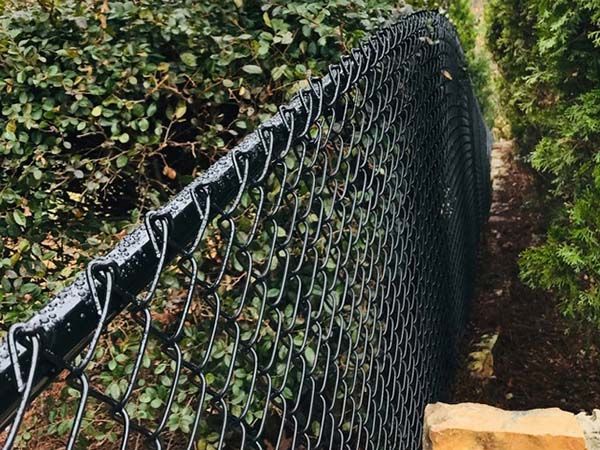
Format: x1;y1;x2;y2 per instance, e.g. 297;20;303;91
488;215;508;223
423;403;586;450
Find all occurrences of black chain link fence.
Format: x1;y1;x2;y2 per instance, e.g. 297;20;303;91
0;11;490;450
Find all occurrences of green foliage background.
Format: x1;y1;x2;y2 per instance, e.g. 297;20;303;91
0;0;488;333
487;0;600;325
0;0;489;447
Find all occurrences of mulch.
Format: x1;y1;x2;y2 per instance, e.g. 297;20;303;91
451;140;600;413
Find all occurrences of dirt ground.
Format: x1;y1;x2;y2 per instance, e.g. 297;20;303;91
451;139;600;413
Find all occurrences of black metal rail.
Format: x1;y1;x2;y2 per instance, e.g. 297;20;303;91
0;11;490;450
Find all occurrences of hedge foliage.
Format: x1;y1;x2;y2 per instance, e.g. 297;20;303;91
487;0;600;326
0;0;393;327
0;0;488;330
0;0;489;447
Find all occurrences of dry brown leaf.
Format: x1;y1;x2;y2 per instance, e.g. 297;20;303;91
163;165;177;180
41;234;60;250
99;0;109;29
442;70;453;80
468;332;499;381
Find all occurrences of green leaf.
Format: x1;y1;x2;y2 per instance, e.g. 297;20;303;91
174;101;187;119
271;65;287;81
116;155;128;168
138;118;149;132
242;65;263;75
279;31;294;45
13;210;26;227
118;133;130;144
147;103;157;117
107;383;120;400
180;52;197;67
263;11;272;28
304;346;315;365
91;106;102;117
20;283;38;294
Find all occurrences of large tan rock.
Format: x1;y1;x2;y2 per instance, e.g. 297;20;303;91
577;410;600;450
423;403;587;450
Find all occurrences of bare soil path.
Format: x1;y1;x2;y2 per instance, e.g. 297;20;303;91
451;139;600;412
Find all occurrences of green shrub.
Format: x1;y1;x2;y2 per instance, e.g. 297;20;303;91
0;0;489;331
0;0;402;326
487;0;600;326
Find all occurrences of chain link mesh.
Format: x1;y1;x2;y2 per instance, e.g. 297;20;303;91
0;11;490;450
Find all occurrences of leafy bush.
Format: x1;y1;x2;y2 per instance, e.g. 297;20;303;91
0;0;487;333
0;0;400;326
487;0;600;325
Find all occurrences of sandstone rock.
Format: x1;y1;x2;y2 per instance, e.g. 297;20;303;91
577;410;600;450
423;403;587;450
